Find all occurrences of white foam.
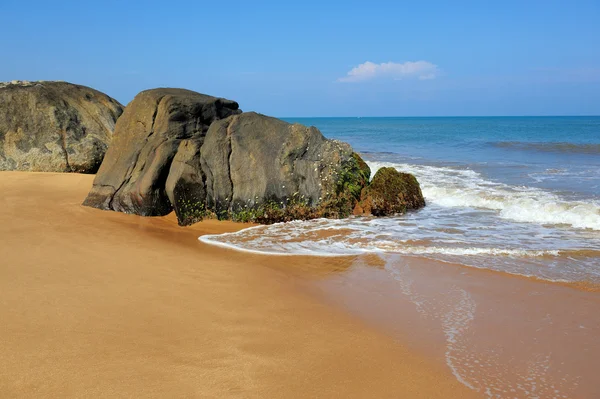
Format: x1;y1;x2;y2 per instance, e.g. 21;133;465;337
199;233;357;257
198;161;600;283
367;161;600;231
200;227;560;258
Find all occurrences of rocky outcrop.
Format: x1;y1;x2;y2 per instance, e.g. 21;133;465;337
83;87;373;225
354;167;425;216
0;80;123;172
169;112;371;224
82;88;241;215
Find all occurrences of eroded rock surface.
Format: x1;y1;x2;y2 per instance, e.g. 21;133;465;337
0;81;123;172
83;87;426;226
83;88;241;215
172;112;371;224
83;87;372;225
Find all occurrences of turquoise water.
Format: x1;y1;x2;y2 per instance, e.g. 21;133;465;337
203;117;600;283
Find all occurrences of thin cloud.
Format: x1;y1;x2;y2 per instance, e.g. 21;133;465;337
531;67;600;83
338;61;440;83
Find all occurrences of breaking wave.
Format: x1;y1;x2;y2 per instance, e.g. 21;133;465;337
367;161;600;231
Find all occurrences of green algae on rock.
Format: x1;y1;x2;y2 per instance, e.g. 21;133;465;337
175;112;371;225
356;167;425;216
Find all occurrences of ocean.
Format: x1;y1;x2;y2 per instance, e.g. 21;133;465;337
202;116;600;284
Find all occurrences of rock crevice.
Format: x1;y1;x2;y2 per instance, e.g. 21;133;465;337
225;116;236;212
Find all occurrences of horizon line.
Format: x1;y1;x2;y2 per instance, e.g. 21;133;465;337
277;115;600;119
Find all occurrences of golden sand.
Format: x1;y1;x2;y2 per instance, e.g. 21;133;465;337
0;172;477;398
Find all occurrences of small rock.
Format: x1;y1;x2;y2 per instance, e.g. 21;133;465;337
355;167;425;216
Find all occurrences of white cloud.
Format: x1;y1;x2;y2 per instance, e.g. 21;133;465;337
338;61;440;83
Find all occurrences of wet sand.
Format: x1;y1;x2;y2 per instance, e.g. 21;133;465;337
0;172;477;398
311;255;600;398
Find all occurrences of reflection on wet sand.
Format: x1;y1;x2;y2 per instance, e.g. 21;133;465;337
311;254;600;398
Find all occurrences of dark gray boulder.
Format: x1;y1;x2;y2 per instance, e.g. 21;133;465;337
0;80;123;172
83;87;373;226
161;112;373;225
82;88;241;215
163;111;371;225
191;112;370;223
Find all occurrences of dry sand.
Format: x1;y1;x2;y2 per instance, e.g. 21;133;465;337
0;172;478;398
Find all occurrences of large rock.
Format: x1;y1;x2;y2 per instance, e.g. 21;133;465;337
83;87;373;225
169;112;371;224
83;88;241;215
355;167;425;216
0;80;123;172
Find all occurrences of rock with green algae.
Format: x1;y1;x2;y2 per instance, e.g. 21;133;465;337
81;88;373;226
175;112;372;225
355;167;425;216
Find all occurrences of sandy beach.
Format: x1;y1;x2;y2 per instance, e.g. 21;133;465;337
0;172;477;398
2;2;598;397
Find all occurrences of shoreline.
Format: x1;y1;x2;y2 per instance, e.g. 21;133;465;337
0;172;477;398
201;232;600;293
195;202;600;396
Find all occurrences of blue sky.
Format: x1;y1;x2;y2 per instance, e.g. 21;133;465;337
1;0;599;116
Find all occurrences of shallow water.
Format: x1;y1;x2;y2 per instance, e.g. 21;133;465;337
312;255;600;399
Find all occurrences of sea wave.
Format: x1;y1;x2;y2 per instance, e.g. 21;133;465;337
200;230;562;258
493;141;600;155
199;160;600;283
367;161;600;231
200;221;600;282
